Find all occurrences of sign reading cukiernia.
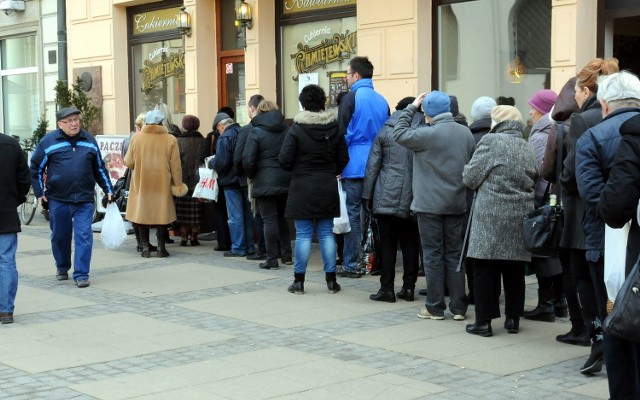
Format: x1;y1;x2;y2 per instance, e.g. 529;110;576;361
283;0;356;15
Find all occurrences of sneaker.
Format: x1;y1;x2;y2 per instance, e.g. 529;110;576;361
417;308;444;320
337;267;362;278
246;253;267;260
223;251;244;257
281;258;293;265
453;314;466;321
76;279;90;288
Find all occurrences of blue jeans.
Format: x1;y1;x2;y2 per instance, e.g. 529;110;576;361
224;187;254;256
0;233;18;314
49;200;94;281
293;219;336;274
417;213;467;316
341;178;363;272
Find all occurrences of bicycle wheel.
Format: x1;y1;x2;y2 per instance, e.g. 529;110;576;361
21;189;37;225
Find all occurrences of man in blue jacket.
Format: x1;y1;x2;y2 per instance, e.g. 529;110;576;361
0;134;31;323
337;56;389;278
30;107;113;288
210;112;255;257
576;70;640;373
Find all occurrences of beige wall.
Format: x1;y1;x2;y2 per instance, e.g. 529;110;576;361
355;0;430;108
551;0;598;92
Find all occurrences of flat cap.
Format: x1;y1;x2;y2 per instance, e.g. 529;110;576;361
56;107;81;122
212;112;231;129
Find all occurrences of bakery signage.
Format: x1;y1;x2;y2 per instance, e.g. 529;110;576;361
290;31;357;77
139;51;185;94
132;7;181;36
283;0;356;15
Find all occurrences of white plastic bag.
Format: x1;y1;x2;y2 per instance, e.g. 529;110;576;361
101;202;127;249
604;222;630;301
333;179;351;234
193;167;219;201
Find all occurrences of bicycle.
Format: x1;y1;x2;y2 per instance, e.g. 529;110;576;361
20;187;38;225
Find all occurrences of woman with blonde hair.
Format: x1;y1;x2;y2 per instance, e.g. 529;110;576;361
242;99;292;269
559;57;619;374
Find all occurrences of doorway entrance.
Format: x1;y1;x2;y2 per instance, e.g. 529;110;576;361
600;1;640;74
220;56;246;126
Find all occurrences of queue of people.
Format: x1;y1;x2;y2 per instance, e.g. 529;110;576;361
4;55;638;400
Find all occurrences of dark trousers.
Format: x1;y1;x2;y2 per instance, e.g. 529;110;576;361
604;334;640;400
568;248;601;328
257;195;292;263
417;213;467;316
213;187;231;249
254;212;267;254
472;258;525;322
558;248;584;326
375;214;420;292
588;259;608;322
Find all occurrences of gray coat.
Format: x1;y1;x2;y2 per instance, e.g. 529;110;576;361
463;120;537;261
363;110;423;219
393;106;475;214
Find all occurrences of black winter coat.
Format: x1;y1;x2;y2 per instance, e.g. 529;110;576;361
557;96;602;250
278;108;349;219
0;135;30;233
243;110;291;197
176;130;204;192
598;113;640;273
234;123;253;187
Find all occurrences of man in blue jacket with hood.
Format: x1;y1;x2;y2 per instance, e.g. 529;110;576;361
30;107;113;288
337;56;389;278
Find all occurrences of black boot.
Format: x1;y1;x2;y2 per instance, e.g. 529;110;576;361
556;320;590;346
139;225;151;258
554;295;568;318
523;289;555;322
288;273;305;294
326;272;341;294
581;318;604;374
157;225;170;257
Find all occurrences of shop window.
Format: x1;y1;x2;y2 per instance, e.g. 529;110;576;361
281;17;357;119
0;35;39;142
437;0;551;124
220;0;244;51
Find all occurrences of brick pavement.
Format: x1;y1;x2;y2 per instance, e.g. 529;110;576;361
0;213;609;399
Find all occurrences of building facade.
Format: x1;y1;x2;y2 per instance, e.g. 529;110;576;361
3;0;640;140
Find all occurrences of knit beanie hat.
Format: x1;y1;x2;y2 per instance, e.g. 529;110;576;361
471;96;497;121
528;89;558;114
182;115;200;131
423;90;450;117
491;105;523;124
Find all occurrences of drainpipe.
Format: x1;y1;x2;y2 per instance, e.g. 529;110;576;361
57;0;67;85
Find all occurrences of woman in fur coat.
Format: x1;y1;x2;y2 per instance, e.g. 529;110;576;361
124;110;188;258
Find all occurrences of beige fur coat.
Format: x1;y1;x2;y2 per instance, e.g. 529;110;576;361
124;124;188;224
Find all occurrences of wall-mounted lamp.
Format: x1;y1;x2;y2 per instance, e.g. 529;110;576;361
235;1;253;49
0;0;26;16
177;6;191;37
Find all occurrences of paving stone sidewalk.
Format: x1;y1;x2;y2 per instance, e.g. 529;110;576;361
0;214;609;399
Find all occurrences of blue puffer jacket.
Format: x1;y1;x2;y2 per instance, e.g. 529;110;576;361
576;107;640;261
338;78;389;178
30;128;112;203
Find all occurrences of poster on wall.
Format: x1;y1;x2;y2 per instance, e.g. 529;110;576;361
328;71;348;108
298;73;319;110
96;135;128;214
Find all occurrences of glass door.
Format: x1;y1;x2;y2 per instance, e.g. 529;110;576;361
219;56;246;126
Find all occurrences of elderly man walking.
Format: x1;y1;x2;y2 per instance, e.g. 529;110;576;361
30;107;113;288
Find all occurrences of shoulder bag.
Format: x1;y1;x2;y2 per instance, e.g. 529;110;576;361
522;122;564;256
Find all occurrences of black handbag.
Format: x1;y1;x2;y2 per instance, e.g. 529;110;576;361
522;122;564;256
112;168;131;212
603;256;640;342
